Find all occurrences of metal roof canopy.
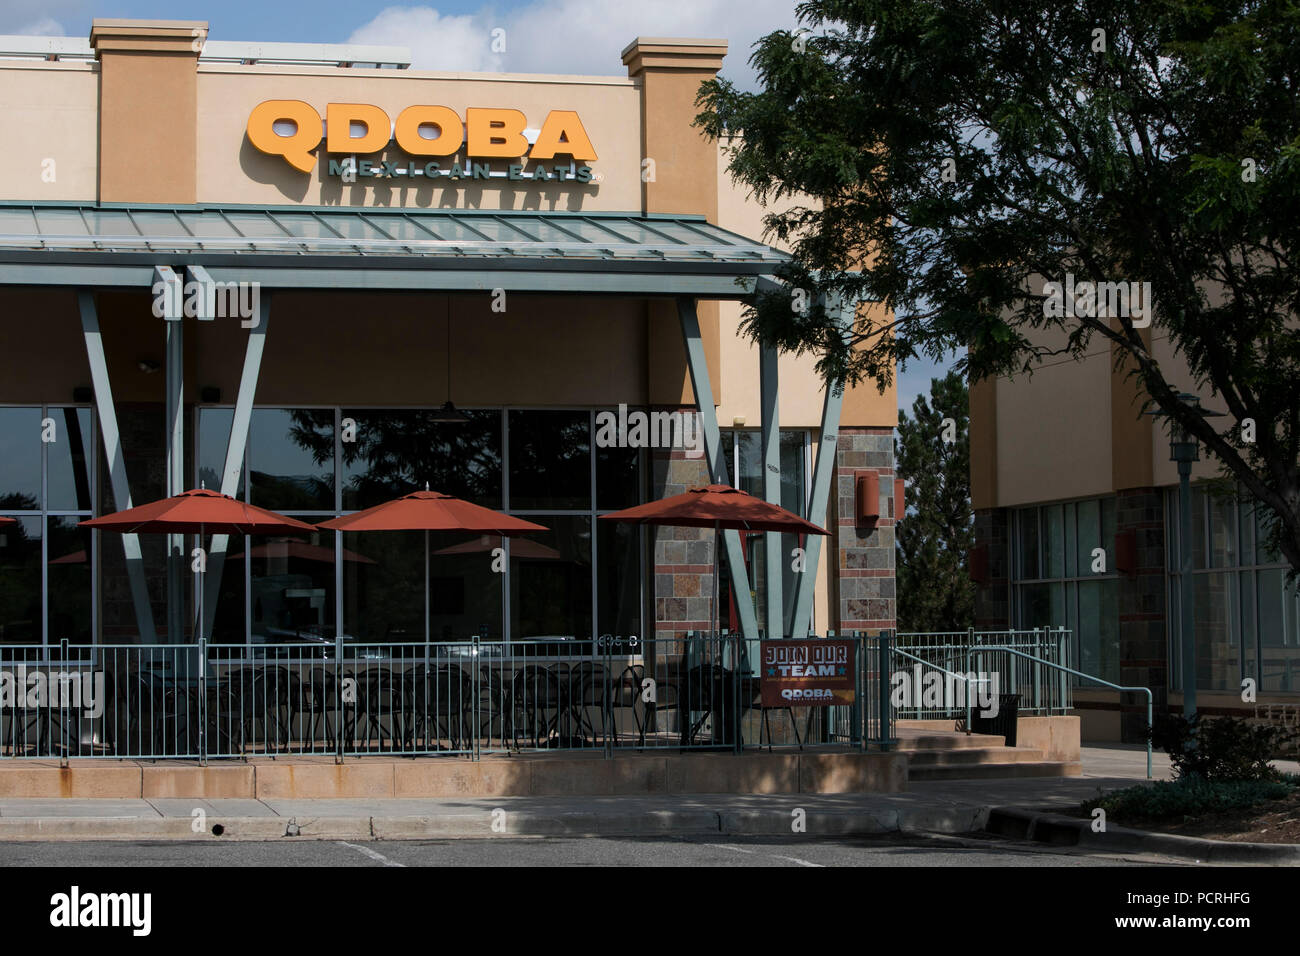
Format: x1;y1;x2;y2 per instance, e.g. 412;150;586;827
0;204;788;298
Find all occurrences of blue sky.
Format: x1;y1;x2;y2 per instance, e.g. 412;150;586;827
1;0;953;409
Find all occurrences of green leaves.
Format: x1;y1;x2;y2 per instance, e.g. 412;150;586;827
698;0;1300;574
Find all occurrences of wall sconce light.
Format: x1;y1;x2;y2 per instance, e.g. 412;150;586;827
855;473;879;525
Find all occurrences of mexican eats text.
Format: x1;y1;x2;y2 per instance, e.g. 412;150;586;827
248;101;598;183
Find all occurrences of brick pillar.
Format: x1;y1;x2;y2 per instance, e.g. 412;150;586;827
1116;487;1168;741
973;508;1010;629
835;427;896;634
650;412;713;641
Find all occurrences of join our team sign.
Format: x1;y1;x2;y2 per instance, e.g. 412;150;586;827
760;639;856;707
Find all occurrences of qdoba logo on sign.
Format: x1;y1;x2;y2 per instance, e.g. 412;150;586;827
247;100;599;181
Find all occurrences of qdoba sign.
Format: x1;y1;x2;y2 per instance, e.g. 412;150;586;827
760;639;855;707
247;100;598;182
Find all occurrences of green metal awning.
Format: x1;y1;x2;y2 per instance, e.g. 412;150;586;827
0;204;788;296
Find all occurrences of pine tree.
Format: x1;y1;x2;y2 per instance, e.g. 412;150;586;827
895;371;975;631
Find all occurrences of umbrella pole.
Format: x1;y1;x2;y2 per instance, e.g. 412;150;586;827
424;529;430;645
713;520;720;642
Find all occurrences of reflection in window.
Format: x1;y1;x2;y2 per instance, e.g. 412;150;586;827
508;411;589;511
342;409;502;511
47;408;94;512
249;520;336;649
0;407;41;510
509;515;591;652
1168;484;1300;693
1011;498;1119;683
249;409;334;512
47;517;92;645
0;516;41;645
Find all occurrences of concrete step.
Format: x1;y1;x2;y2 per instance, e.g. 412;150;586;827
896;732;1006;751
908;760;1081;781
904;746;1046;767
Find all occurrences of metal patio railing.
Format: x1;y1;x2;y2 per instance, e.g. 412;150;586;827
0;633;898;763
893;627;1073;721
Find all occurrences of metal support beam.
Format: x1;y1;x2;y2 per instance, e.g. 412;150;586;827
676;296;759;640
759;343;782;638
78;291;157;644
789;297;854;640
157;266;185;644
203;290;270;642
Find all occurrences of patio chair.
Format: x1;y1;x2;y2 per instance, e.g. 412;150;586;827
402;665;474;751
355;668;404;753
616;663;679;747
303;666;360;752
510;665;564;749
566;661;609;747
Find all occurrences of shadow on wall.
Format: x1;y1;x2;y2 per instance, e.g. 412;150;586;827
238;137;600;210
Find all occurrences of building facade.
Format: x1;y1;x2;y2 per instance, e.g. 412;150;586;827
971;317;1300;741
0;21;897;656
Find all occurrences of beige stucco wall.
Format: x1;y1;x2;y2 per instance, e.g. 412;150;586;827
994;325;1113;507
0;61;99;201
196;64;642;211
714;141;896;431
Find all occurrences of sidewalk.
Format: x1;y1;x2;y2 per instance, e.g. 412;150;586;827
0;745;1215;842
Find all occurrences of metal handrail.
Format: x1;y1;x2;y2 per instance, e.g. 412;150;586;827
979;645;1153;779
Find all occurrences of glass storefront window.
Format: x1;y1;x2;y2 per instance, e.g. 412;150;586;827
47;517;92;646
1012;495;1120;681
507;410;589;511
1043;504;1065;579
0;516;41;646
197;407;234;495
509;514;592;653
248;408;334;512
46;408;94;512
0;407;41;510
249;519;336;651
1;406;96;648
1168;483;1299;693
341;408;502;511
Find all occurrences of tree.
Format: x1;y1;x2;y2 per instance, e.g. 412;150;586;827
697;0;1300;572
895;371;975;631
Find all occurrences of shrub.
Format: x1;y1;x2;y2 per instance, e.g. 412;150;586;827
1081;776;1294;822
1149;713;1294;782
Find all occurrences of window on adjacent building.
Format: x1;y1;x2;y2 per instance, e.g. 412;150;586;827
1011;497;1119;683
1168;485;1299;693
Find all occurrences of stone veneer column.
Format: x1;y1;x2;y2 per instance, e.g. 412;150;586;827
973;508;1011;629
1116;488;1168;741
836;427;896;634
650;414;715;641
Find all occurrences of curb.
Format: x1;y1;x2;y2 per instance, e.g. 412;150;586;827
0;804;992;842
986;807;1300;863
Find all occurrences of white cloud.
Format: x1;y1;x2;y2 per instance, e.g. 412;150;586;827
13;18;66;36
348;0;797;86
348;6;501;72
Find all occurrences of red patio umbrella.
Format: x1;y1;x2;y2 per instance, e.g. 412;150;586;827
0;516;16;526
433;534;563;561
600;484;828;638
80;488;315;642
319;488;548;643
